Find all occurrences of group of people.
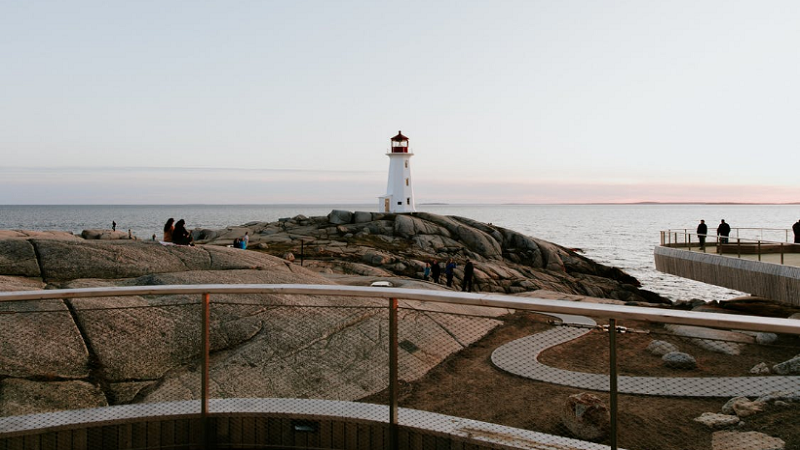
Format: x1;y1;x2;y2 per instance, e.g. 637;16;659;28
232;232;249;249
697;218;800;249
163;218;194;246
695;219;731;249
696;219;732;249
423;258;476;292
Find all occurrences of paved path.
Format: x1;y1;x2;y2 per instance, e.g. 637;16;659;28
491;314;800;397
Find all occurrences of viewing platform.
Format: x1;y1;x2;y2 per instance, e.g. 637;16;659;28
654;228;800;306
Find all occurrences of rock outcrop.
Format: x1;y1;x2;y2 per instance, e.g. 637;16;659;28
194;211;667;304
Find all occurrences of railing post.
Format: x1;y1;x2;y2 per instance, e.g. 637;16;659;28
388;297;399;450
758;241;762;262
737;239;741;258
660;231;664;246
201;293;211;450
781;243;784;265
609;318;618;450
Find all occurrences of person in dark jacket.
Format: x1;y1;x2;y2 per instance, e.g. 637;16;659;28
172;219;194;246
697;220;708;250
793;219;800;244
431;260;441;283
462;259;475;292
445;259;456;287
717;219;731;244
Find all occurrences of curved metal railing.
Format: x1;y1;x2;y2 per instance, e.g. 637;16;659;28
2;285;800;450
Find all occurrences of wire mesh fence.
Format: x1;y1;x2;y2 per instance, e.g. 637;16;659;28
2;286;800;450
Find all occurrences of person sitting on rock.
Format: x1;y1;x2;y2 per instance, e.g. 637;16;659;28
163;218;175;242
172;219;194;246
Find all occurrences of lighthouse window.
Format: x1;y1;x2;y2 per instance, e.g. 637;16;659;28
406;198;410;205
405;178;409;186
397;201;402;205
404;161;408;168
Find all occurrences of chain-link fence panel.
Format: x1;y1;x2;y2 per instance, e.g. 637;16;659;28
615;319;800;450
208;296;389;412
393;307;618;449
0;294;203;430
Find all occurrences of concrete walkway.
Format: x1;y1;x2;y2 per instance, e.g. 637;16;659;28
491;314;800;397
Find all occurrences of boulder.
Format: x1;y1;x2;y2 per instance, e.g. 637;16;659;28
328;210;353;225
694;412;740;428
711;431;785;450
0;378;107;416
561;393;610;440
646;340;679;356
772;356;800;375
353;211;373;223
756;333;778;345
0;239;42;277
722;397;750;415
750;362;771;375
662;351;697;370
732;400;765;418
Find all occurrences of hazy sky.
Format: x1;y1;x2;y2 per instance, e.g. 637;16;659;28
2;1;798;204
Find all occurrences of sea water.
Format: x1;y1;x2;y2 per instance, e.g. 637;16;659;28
1;204;798;303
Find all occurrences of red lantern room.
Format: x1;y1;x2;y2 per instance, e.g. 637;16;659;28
390;131;409;153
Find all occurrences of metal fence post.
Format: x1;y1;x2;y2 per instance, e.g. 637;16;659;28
202;293;211;450
389;297;399;450
758;241;762;262
609;318;618;450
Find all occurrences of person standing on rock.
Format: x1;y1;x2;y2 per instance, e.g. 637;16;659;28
163;218;175;243
462;259;474;292
112;220;116;231
173;219;194;246
243;231;249;249
793;219;800;243
696;220;707;250
423;262;431;280
445;258;457;287
431;260;441;283
717;219;731;244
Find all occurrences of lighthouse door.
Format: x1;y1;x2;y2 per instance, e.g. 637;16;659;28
384;198;390;212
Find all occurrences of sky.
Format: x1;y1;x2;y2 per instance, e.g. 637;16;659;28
1;1;799;205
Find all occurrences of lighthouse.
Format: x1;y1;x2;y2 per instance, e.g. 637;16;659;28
378;130;416;213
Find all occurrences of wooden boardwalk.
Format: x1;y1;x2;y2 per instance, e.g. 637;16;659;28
654;246;800;306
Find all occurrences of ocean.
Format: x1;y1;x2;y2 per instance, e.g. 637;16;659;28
2;204;798;303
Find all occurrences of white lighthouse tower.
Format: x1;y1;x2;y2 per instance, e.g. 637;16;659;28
378;130;416;213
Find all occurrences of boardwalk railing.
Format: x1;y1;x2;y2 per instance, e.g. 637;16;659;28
1;285;800;450
660;227;800;264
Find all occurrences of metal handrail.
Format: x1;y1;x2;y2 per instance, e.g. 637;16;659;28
2;284;799;334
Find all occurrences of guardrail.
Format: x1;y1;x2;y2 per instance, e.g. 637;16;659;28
2;285;800;450
660;228;800;264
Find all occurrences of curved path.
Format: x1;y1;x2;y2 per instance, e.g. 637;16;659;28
491;314;800;397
